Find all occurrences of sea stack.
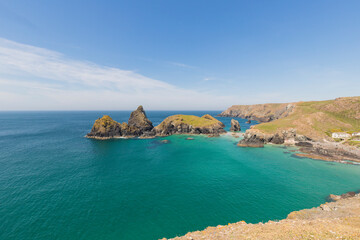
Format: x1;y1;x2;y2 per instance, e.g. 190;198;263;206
230;119;241;132
128;105;154;132
86;105;155;139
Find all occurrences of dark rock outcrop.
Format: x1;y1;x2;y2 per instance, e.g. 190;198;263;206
128;105;153;133
329;191;357;201
230;119;241;132
86;106;155;139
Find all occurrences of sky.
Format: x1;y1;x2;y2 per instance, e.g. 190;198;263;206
0;0;360;110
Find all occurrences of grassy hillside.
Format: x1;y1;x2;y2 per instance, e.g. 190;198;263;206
254;97;360;141
156;114;222;128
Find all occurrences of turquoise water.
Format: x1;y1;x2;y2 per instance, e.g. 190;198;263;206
1;111;360;240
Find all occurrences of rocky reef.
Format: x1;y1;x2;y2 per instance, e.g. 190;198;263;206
230;119;241;132
154;114;226;136
87;107;226;139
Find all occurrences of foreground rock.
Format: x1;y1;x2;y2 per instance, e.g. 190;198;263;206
230;119;241;132
162;192;360;240
87;108;227;139
154;114;226;136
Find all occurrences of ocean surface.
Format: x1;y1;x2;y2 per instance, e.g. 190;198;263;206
1;111;360;240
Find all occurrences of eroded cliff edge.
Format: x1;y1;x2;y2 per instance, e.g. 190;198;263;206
162;192;360;240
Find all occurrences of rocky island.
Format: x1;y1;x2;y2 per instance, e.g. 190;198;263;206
86;106;226;139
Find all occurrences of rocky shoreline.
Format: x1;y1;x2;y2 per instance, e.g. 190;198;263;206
162;191;360;240
237;128;360;163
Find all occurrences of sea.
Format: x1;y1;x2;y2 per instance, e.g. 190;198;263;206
1;111;360;240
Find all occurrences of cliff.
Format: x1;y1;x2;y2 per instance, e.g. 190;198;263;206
154;114;226;136
162;192;360;240
236;97;360;162
218;103;295;122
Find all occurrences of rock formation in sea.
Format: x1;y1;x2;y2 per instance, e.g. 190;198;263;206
128;105;154;133
87;108;226;139
230;119;241;132
86;115;123;139
154;114;226;136
86;105;155;139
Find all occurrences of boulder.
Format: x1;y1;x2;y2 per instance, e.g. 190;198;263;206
230;119;241;132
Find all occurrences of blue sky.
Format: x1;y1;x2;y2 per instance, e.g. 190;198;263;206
0;0;359;110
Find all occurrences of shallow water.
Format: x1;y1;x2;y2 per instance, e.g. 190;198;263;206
0;111;359;240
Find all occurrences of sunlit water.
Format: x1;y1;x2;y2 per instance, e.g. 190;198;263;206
1;111;360;240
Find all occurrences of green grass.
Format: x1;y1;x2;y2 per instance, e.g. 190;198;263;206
158;114;221;128
253;97;360;140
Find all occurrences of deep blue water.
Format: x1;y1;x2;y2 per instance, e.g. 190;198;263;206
0;111;359;240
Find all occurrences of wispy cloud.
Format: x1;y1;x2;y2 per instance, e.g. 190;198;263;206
0;38;241;110
167;61;197;69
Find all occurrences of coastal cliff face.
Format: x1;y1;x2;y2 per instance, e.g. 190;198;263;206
164;193;360;240
237;128;310;148
154;114;226;136
87;109;226;139
218;103;295;122
236;97;360;162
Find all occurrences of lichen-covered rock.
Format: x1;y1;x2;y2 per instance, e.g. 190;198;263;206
230;119;241;132
86;106;154;139
154;114;226;136
86;115;122;139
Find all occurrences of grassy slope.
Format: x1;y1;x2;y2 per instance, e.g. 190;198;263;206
254;97;360;141
156;114;222;128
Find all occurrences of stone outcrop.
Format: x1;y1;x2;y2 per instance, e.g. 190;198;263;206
237;129;311;148
218;103;295;122
128;105;153;133
154;114;226;136
86;106;155;139
86;115;123;139
329;191;357;201
87;109;227;139
296;142;360;163
230;119;241;132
